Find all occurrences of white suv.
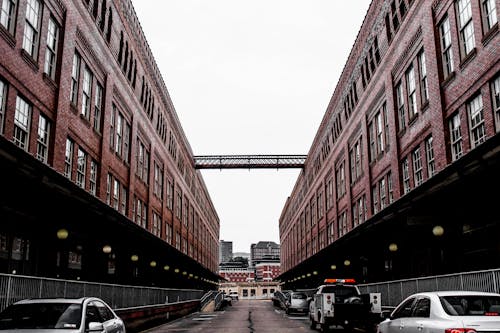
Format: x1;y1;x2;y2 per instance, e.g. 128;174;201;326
229;291;239;300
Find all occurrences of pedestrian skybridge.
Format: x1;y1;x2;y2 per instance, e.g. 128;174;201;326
193;155;307;169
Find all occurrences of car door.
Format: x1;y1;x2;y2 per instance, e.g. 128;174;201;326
93;300;122;333
384;297;417;333
85;301;116;333
405;297;432;333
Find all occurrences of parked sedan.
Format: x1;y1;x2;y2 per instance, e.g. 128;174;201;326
285;291;309;315
377;291;500;333
0;297;126;333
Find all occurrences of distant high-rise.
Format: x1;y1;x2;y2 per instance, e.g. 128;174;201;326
219;240;233;263
250;241;280;265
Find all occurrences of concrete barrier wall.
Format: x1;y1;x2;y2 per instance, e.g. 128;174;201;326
116;300;200;332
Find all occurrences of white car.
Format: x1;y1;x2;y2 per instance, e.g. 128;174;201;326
377;291;500;333
0;297;126;333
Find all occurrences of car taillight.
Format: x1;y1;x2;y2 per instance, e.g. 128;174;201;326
445;329;477;333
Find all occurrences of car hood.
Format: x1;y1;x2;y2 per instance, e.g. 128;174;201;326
461;316;500;329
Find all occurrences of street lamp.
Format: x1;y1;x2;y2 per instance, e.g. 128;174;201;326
131;255;139;262
330;264;337;270
102;245;112;254
344;260;351;266
56;229;68;240
389;243;398;252
432;225;444;237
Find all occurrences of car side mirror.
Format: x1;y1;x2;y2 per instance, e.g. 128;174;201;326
381;311;392;320
87;322;104;332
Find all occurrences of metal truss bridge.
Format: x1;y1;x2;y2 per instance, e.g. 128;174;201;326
193;155;307;169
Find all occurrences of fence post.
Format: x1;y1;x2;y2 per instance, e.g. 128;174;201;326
5;275;12;309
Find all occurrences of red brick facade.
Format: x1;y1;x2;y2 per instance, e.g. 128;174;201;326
279;0;499;274
0;0;219;273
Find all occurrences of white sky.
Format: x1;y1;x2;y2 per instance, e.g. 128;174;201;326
131;0;371;253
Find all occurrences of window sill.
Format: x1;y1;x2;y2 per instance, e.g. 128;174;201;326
0;25;15;48
482;23;498;46
70;103;78;114
79;114;91;127
42;73;58;91
408;113;419;126
421;100;429;113
441;71;456;89
459;48;477;70
398;128;407;138
20;49;39;72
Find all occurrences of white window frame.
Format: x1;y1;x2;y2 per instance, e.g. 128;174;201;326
402;158;411;194
76;148;87;188
70;53;81;104
492;76;500;132
467;94;485;148
36;114;50;163
426;136;436;178
64;138;74;179
406;65;417;119
0;0;17;34
81;66;92;119
481;0;497;32
14;96;31;151
456;0;475;57
413;147;423;187
449;113;463;161
22;0;41;58
93;83;103;132
0;79;7;135
418;50;428;103
89;159;97;195
44;17;59;79
439;16;454;78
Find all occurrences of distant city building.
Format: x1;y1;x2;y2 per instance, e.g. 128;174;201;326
219;240;233;263
219;267;255;283
250;241;280;264
255;262;281;281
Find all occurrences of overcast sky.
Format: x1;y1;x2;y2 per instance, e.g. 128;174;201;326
131;0;371;253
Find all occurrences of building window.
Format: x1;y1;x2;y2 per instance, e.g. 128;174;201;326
402;157;411;194
388;171;394;204
153;162;163;199
166;179;174;210
372;185;379;214
36;114;50;163
336;161;346;199
467;94;485;148
326;177;333;211
439;16;454;78
175;189;182;219
70;53;81;105
136;139;149;183
89;159;97;195
13;96;31;150
413;147;423;187
64;138;74;179
349;139;362;182
492;76;500;132
353;195;366;227
112;178;119;210
379;178;387;210
120;184;127;214
106;173;111;205
418;50;428;104
456;0;475;57
81;66;92;119
369;104;388;162
426;136;435;178
338;211;348;238
76;148;87;188
152;211;161;237
93;83;103;132
396;82;406;131
449;113;463;161
110;105;131;163
0;0;17;34
133;197;147;228
406;65;417;119
44;17;59;80
0;79;6;135
481;0;497;34
22;0;41;58
317;190;324;219
165;223;172;244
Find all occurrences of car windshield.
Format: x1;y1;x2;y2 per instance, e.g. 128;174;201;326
321;286;358;301
291;293;307;300
0;303;82;329
440;295;500;316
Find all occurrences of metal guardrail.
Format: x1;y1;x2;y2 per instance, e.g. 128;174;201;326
213;291;225;310
358;268;500;307
193;155;307;169
199;290;217;310
0;273;204;312
273;290;290;309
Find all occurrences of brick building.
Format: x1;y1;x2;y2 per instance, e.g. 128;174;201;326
255;262;280;281
0;0;220;287
279;0;500;286
219;267;255;283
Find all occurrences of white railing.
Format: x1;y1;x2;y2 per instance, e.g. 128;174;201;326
0;273;204;312
358;268;500;307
